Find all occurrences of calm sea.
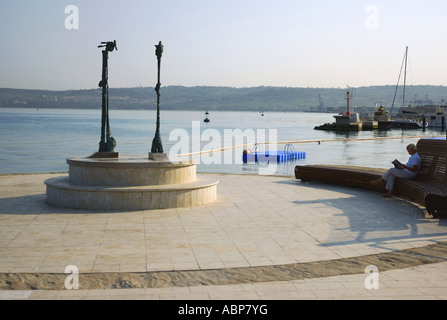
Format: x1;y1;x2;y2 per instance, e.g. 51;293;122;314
0;108;444;176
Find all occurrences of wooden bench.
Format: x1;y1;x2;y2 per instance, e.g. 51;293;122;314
295;138;447;217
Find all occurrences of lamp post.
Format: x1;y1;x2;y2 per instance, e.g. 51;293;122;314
149;41;166;160
97;40;118;154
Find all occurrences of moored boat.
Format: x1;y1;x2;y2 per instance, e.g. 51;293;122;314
427;112;446;129
373;104;392;129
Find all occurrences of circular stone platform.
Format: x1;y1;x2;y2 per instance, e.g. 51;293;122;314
67;157;197;187
45;156;218;210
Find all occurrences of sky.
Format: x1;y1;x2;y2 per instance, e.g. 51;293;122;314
1;0;447;91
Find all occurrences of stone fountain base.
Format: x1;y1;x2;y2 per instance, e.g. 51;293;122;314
45;157;218;210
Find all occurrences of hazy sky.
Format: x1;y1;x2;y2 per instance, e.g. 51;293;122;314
1;0;447;90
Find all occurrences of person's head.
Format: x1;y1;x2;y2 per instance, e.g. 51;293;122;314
406;143;417;155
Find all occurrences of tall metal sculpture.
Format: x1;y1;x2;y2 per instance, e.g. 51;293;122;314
98;40;118;153
150;41;165;158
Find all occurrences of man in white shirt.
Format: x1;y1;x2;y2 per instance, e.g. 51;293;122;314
371;144;421;197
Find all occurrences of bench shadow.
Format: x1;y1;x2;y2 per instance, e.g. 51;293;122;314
279;179;447;252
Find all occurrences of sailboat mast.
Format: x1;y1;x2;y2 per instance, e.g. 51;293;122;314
402;46;408;109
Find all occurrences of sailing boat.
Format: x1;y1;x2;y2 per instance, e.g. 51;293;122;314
390;46;427;129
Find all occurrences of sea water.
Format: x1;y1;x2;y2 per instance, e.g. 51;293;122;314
0;108;444;176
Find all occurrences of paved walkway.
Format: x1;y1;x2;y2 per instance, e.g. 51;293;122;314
1;172;447;300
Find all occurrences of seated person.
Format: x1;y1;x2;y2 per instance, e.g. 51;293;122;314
371;143;421;197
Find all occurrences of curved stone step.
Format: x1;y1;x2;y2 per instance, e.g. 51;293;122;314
45;176;219;210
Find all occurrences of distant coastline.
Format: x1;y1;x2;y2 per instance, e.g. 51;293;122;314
1;85;446;112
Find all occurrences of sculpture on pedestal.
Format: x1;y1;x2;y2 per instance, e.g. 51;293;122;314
97;40;118;154
45;40;219;211
149;41;166;160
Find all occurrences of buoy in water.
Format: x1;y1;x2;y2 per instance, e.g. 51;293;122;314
204;111;210;123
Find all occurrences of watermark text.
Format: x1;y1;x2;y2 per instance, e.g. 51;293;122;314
64;265;79;290
365;5;379;30
169;121;278;175
65;5;79;30
364;265;379;289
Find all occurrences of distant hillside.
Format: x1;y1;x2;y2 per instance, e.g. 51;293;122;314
1;85;446;112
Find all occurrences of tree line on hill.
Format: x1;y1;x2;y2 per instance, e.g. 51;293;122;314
0;85;446;112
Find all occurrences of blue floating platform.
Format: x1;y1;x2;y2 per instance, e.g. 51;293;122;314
243;150;306;163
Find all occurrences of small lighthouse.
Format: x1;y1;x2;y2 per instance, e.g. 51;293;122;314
346;89;351;116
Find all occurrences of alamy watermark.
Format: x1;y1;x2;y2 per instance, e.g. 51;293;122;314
364;265;379;289
65;265;79;290
169;121;278;175
65;5;79;30
364;5;379;30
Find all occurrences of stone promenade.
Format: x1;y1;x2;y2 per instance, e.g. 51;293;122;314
1;172;447;299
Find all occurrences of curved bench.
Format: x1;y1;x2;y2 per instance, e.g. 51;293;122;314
295;138;447;217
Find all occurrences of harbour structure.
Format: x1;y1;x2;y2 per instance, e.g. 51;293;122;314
315;88;378;131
